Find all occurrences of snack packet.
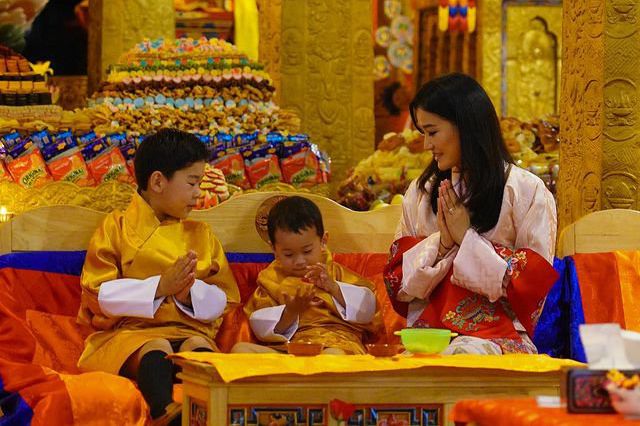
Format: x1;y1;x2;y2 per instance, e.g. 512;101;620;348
46;149;95;186
6;148;52;188
211;144;250;189
0;161;13;183
279;141;319;187
244;143;282;189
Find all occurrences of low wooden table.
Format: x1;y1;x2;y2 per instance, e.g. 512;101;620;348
174;354;581;426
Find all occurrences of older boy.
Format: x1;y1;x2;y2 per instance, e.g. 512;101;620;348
77;129;240;424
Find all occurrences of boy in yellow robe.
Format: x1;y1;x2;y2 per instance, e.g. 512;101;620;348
232;196;382;355
77;129;240;424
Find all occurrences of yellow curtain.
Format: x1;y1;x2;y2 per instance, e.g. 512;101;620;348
234;0;259;61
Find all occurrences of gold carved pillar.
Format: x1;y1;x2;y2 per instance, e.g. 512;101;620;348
257;0;282;105
557;0;640;230
278;0;376;184
88;0;175;94
479;0;503;115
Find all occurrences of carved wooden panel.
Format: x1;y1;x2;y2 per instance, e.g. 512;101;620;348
413;2;478;90
279;0;375;184
557;0;640;231
480;0;504;114
88;0;175;93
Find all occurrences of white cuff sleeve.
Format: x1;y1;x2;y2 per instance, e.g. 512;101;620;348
249;305;299;342
452;229;508;302
401;232;456;300
98;275;165;319
173;280;227;322
332;281;376;324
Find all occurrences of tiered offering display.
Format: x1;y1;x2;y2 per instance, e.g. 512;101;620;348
86;37;295;137
83;37;328;190
0;37;330;198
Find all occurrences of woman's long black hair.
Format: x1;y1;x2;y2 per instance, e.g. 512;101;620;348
410;73;513;233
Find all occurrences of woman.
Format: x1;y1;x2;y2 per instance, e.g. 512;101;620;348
385;73;558;355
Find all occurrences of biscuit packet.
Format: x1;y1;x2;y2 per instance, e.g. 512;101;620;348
244;143;282;189
46;149;95;186
29;130;53;148
42;137;94;186
82;139;134;184
107;133;136;176
77;130;98;146
0;160;13;183
210;144;251;189
279;139;319;188
6;142;52;188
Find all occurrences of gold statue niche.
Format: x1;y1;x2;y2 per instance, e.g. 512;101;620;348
516;18;558;119
505;8;562;121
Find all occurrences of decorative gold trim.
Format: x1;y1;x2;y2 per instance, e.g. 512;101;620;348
0;181;331;216
0;181;136;214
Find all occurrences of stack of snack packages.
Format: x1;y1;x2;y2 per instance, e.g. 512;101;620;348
0;127;329;199
84;37;330;190
207;131;329;190
0;129;135;188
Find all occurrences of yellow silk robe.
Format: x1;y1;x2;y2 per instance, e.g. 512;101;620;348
244;253;382;354
77;192;240;374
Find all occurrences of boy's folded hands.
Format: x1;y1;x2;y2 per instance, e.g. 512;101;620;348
157;250;198;304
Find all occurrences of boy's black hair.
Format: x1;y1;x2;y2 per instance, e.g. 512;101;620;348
134;128;208;190
267;196;324;244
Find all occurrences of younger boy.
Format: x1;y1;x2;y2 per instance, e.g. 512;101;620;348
233;196;381;355
77;129;240;424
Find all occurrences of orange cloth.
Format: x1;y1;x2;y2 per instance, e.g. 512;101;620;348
572;251;640;331
0;267;149;425
451;398;640;425
573;252;625;326
612;251;640;332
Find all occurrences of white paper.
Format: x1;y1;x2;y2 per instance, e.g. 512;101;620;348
580;323;639;370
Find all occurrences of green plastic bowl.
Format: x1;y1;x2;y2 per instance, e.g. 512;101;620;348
394;328;457;354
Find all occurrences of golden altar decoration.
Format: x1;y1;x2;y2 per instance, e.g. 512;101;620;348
0;180;330;217
0;181;135;215
480;0;562;118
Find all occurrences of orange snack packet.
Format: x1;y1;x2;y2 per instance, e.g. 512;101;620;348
280;148;319;187
6;149;53;188
245;155;282;189
86;147;134;184
212;151;250;189
0;161;13;183
47;149;95;186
